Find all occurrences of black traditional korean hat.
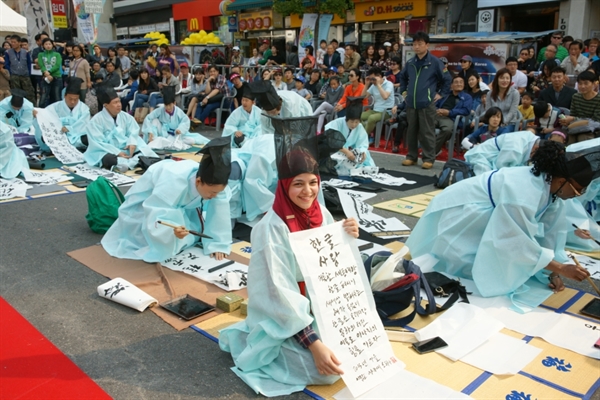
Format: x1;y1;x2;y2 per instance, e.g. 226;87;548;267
345;96;364;121
197;136;231;185
96;85;118;106
65;77;83;95
566;145;600;187
162;86;176;105
249;80;281;111
268;115;320;179
9;89;27;108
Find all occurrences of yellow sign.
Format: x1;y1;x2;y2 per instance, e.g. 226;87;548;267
354;0;427;22
53;15;67;28
189;18;199;31
289;13;345;28
238;10;283;31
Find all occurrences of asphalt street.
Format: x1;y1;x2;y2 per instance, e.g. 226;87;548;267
1;127;598;399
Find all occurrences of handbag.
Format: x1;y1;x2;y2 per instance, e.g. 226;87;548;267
136;156;163;172
423;271;470;312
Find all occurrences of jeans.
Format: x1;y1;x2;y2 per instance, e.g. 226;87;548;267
194;102;220;122
148;93;163;108
132;93;149;111
40;77;63;108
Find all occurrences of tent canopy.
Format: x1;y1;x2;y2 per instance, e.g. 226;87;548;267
0;2;27;37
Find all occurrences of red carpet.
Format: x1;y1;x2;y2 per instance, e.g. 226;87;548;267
0;297;111;400
369;134;465;162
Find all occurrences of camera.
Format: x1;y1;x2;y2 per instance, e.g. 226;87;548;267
370;77;377;83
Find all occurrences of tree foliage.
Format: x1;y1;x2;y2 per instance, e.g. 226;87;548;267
272;0;353;19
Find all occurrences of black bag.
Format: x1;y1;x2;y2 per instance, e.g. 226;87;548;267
363;252;437;327
435;159;475;189
136;156;163;172
423;272;470;312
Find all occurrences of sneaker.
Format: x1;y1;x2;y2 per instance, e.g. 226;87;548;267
191;118;202;124
392;146;399;154
422;162;434;169
402;159;416;166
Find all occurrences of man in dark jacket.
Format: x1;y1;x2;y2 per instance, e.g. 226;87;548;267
399;31;451;169
538;66;577;110
434;75;472;154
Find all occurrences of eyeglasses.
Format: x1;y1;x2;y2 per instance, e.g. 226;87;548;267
552;36;562;40
567;181;586;196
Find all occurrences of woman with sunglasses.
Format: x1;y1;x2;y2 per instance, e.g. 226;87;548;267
101;137;233;263
457;55;477;83
406;140;597;299
333;68;367;117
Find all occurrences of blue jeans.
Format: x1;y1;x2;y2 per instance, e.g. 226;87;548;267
195;102;220;122
40;77;63;108
148;93;163;108
132;93;149;111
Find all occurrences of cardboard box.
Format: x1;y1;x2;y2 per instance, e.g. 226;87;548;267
229;241;252;265
240;299;248;316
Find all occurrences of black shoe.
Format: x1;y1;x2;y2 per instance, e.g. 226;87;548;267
392;146;399;153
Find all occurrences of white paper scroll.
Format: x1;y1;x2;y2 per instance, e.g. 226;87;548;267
350;167;417;187
97;277;158;312
161;247;248;291
22;170;73;185
65;164;135;186
322;179;360;189
289;221;403;398
337;189;411;239
36;108;85;164
0;178;29;200
568;252;600;279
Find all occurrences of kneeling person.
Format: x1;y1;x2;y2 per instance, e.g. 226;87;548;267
222;87;261;148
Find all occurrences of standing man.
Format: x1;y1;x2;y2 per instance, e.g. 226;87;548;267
537;31;569;63
3;35;35;104
506;56;527;94
399;31;451;169
118;46;131;85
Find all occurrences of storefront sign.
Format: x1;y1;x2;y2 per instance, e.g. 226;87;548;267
83;0;103;14
155;22;170;32
228;16;238;32
115;27;129;36
289;12;345;28
51;0;68;28
238;10;283;31
128;24;156;35
354;0;427;23
477;9;494;32
189;18;200;31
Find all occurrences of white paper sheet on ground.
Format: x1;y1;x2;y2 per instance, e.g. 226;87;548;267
370;246;410;291
568;252;600;278
355;239;389;256
415;303;504;361
322;179;360;189
289;222;403;398
486;307;600;359
0;178;30;200
97;277;158;312
349;167;416;187
64;163;135;186
161;247;248;291
350;166;379;177
333;369;472;400
337;189;411;239
22;170;73;185
36;108;85;164
148;135;191;151
460;332;542;375
331;152;361;176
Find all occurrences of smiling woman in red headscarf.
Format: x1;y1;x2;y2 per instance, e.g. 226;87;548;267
219;116;359;397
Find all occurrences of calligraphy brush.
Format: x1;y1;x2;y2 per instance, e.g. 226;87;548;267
157;220;213;239
572;224;600;246
570;254;600;297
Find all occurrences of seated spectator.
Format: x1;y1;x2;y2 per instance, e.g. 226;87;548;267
537;31;569;63
549;130;567;144
539;66;577;109
103;61;122;88
559;70;600;143
361;45;376;71
149;65;180;112
483;68;520;130
462;107;510;149
301;45;316;69
583;38;599;63
518;92;535;121
286;45;299;68
465;70;489;113
230;46;243;66
300;57;314;79
313;76;343;134
186;68;207;118
562;41;590;76
322;45;341;70
230;73;248;109
192;64;230;126
389;100;407;153
343;44;360;70
305;70;322;96
120;70;139;112
360;67;394;141
373;46;390;72
531;44;561;79
291;75;311;100
506;56;527;94
265;46;285;66
530;59;557;95
334;68;367;118
90;61;106;84
533;100;562;138
434;75;472;154
178;63;192;93
457;55;477;82
518;47;537;75
282;67;294;90
316;40;327;66
336;64;348;85
317;67;337;98
385;57;402;89
271;69;287;91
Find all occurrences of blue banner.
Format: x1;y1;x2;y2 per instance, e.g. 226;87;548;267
317;14;333;45
228;16;238;32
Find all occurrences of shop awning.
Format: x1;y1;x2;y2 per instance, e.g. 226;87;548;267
228;0;316;11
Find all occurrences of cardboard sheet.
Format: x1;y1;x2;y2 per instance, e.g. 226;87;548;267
67;245;247;330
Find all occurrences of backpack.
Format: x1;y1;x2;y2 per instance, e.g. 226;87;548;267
85;176;125;234
435;159;475;189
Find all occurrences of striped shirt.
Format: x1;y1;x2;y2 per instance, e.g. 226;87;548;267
570;93;600;122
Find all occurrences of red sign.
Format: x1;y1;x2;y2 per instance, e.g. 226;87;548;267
51;0;66;16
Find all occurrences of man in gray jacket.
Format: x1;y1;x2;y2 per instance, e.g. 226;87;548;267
399;31;451;169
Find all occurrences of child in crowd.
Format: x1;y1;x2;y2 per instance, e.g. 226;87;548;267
533;100;562;138
518;92;535;120
462;107;510;149
271;69;287;91
313;76;343;134
291;75;311;100
549;130;567;144
336;64;349;85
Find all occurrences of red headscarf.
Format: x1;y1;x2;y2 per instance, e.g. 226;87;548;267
272;176;323;233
